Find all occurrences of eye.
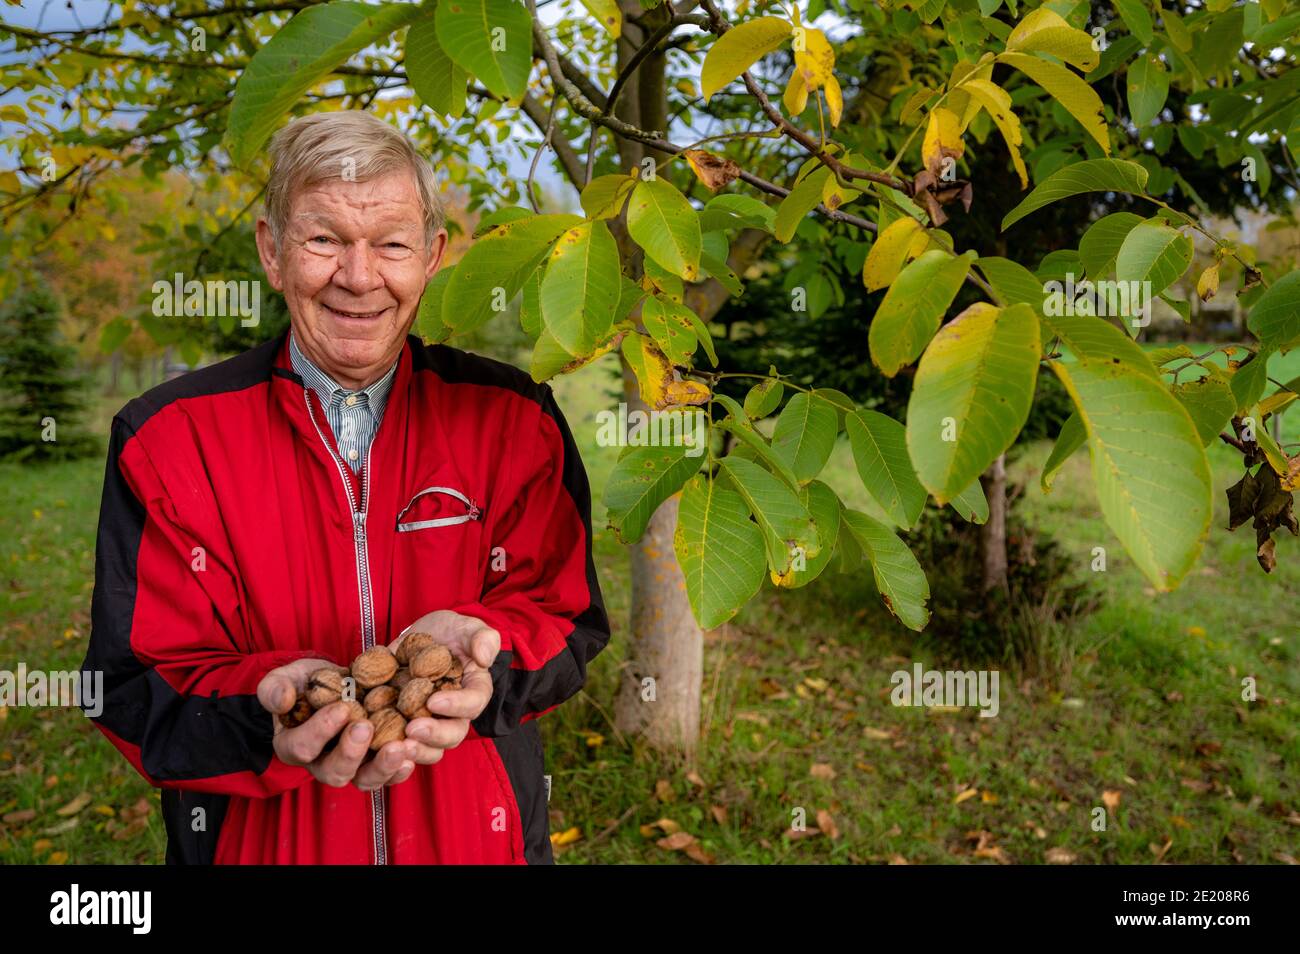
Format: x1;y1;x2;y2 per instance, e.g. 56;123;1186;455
310;235;335;245
385;242;409;250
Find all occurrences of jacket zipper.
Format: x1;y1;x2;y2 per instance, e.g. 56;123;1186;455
303;388;387;866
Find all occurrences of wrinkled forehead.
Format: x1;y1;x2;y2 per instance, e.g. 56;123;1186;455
287;174;425;235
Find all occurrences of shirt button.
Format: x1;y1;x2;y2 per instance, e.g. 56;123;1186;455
347;449;359;461
345;395;358;407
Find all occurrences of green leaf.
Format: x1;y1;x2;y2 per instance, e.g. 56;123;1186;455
1127;53;1169;127
701;16;793;101
225;2;424;166
435;0;533;101
641;295;698;365
949;478;990;523
998;52;1110;155
715;418;801;492
771;392;839;483
444;213;581;334
627;176;702;281
846;409;928;530
1041;411;1085;492
743;379;784;419
1231;348;1273;414
698;193;776;233
841;510;930;630
683;308;718;367
415;266;457;343
1004;7;1100;71
719;456;818;573
774;166;833;243
1001;159;1149;231
674;475;767;629
1078;212;1144;279
474;206;533;236
406;10;467;117
778;481;842;588
577;0;621;37
976;256;1045;313
99;318;132;354
580;173;636;220
1115;221;1193;299
906;302;1041;502
1171;375;1237;446
1114;0;1154;45
540;220;622;354
869;250;975;376
1246;270;1300;351
1046;313;1212;591
604;442;702;544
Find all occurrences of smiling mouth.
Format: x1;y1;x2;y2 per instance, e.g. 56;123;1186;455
323;304;390;320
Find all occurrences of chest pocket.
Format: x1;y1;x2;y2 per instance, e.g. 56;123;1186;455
396;486;482;531
393;485;488;600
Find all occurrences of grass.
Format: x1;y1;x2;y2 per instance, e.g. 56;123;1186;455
1;352;1297;865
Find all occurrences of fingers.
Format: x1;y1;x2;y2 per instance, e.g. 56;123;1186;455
258;657;337;714
274;701;353;766
405;716;467;751
470;626;501;668
311;717;374;787
352;740;418;791
424;666;493;719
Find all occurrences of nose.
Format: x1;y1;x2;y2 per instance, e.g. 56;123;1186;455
332;240;385;296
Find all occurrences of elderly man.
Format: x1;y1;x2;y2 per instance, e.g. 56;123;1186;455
81;110;610;864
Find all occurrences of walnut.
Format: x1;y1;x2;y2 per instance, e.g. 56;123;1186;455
367;708;407;751
363;684;398;713
397;677;435;719
351;646;398;690
447;656;464;680
341;699;368;724
410;644;453;680
305;668;346;708
390;668;413;691
279;694;313;729
395;632;435;667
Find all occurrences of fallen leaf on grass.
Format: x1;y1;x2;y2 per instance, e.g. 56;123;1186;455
710;805;728;826
887;853;909;865
41;818;78;836
810;762;836;780
654;778;675;802
758;678;788;700
954;787;979;804
862;726;893;740
980;791;998;804
816;809;840;839
32;838;52;856
550;826;582;847
1180;778;1211;793
47;851;68;865
3;809;35;825
1149;837;1173;862
1045;847;1076;864
683;842;716;864
685;770;706;788
55;792;91;817
656;831;697;851
1275;852;1298;865
1102;790;1122;813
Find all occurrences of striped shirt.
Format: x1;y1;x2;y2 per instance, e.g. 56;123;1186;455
289;331;398;474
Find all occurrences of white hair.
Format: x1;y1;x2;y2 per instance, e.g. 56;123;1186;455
263;111;444;250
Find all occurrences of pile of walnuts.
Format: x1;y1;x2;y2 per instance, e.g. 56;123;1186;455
279;633;462;751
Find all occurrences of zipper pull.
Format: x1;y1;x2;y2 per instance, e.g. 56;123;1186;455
353;511;367;541
468;500;481;521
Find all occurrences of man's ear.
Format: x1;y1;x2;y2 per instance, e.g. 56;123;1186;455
254;218;283;291
424;229;449;282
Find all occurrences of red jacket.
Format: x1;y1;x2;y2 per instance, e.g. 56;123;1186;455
82;332;610;864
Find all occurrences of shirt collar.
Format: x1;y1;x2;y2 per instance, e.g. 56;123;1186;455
288;330;399;423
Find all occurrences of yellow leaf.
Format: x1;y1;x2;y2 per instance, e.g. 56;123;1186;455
550;826;582;847
620;334;674;407
702;16;793;101
0;104;24;122
922;107;964;180
863;217;924;291
981;790;999;804
959;78;1028;188
954;787;979;804
47;851;69;865
1005;7;1099;72
577;0;621;38
32;839;52;856
783;70;809;116
792;26;835;91
1196;264;1220;302
662;379;711;409
823;74;844;127
1102;789;1122;812
55;792;92;817
998;52;1110;154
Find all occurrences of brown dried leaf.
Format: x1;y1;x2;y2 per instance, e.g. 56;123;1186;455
1045;847;1076;864
1102;789;1122;813
656;831;697;851
809;762;836;780
683;149;742;192
815;809;840;839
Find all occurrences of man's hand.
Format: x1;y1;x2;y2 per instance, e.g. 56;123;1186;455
393;610;500;761
257;658;419;791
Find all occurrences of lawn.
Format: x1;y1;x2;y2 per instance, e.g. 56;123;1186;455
1;351;1297;865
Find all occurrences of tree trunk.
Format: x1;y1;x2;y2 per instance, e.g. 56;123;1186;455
980;454;1009;593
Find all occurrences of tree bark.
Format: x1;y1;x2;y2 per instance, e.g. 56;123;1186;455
980;454;1009;593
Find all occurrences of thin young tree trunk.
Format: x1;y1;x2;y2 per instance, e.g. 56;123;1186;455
980;454;1010;593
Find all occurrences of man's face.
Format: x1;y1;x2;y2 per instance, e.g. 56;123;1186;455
256;170;447;389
